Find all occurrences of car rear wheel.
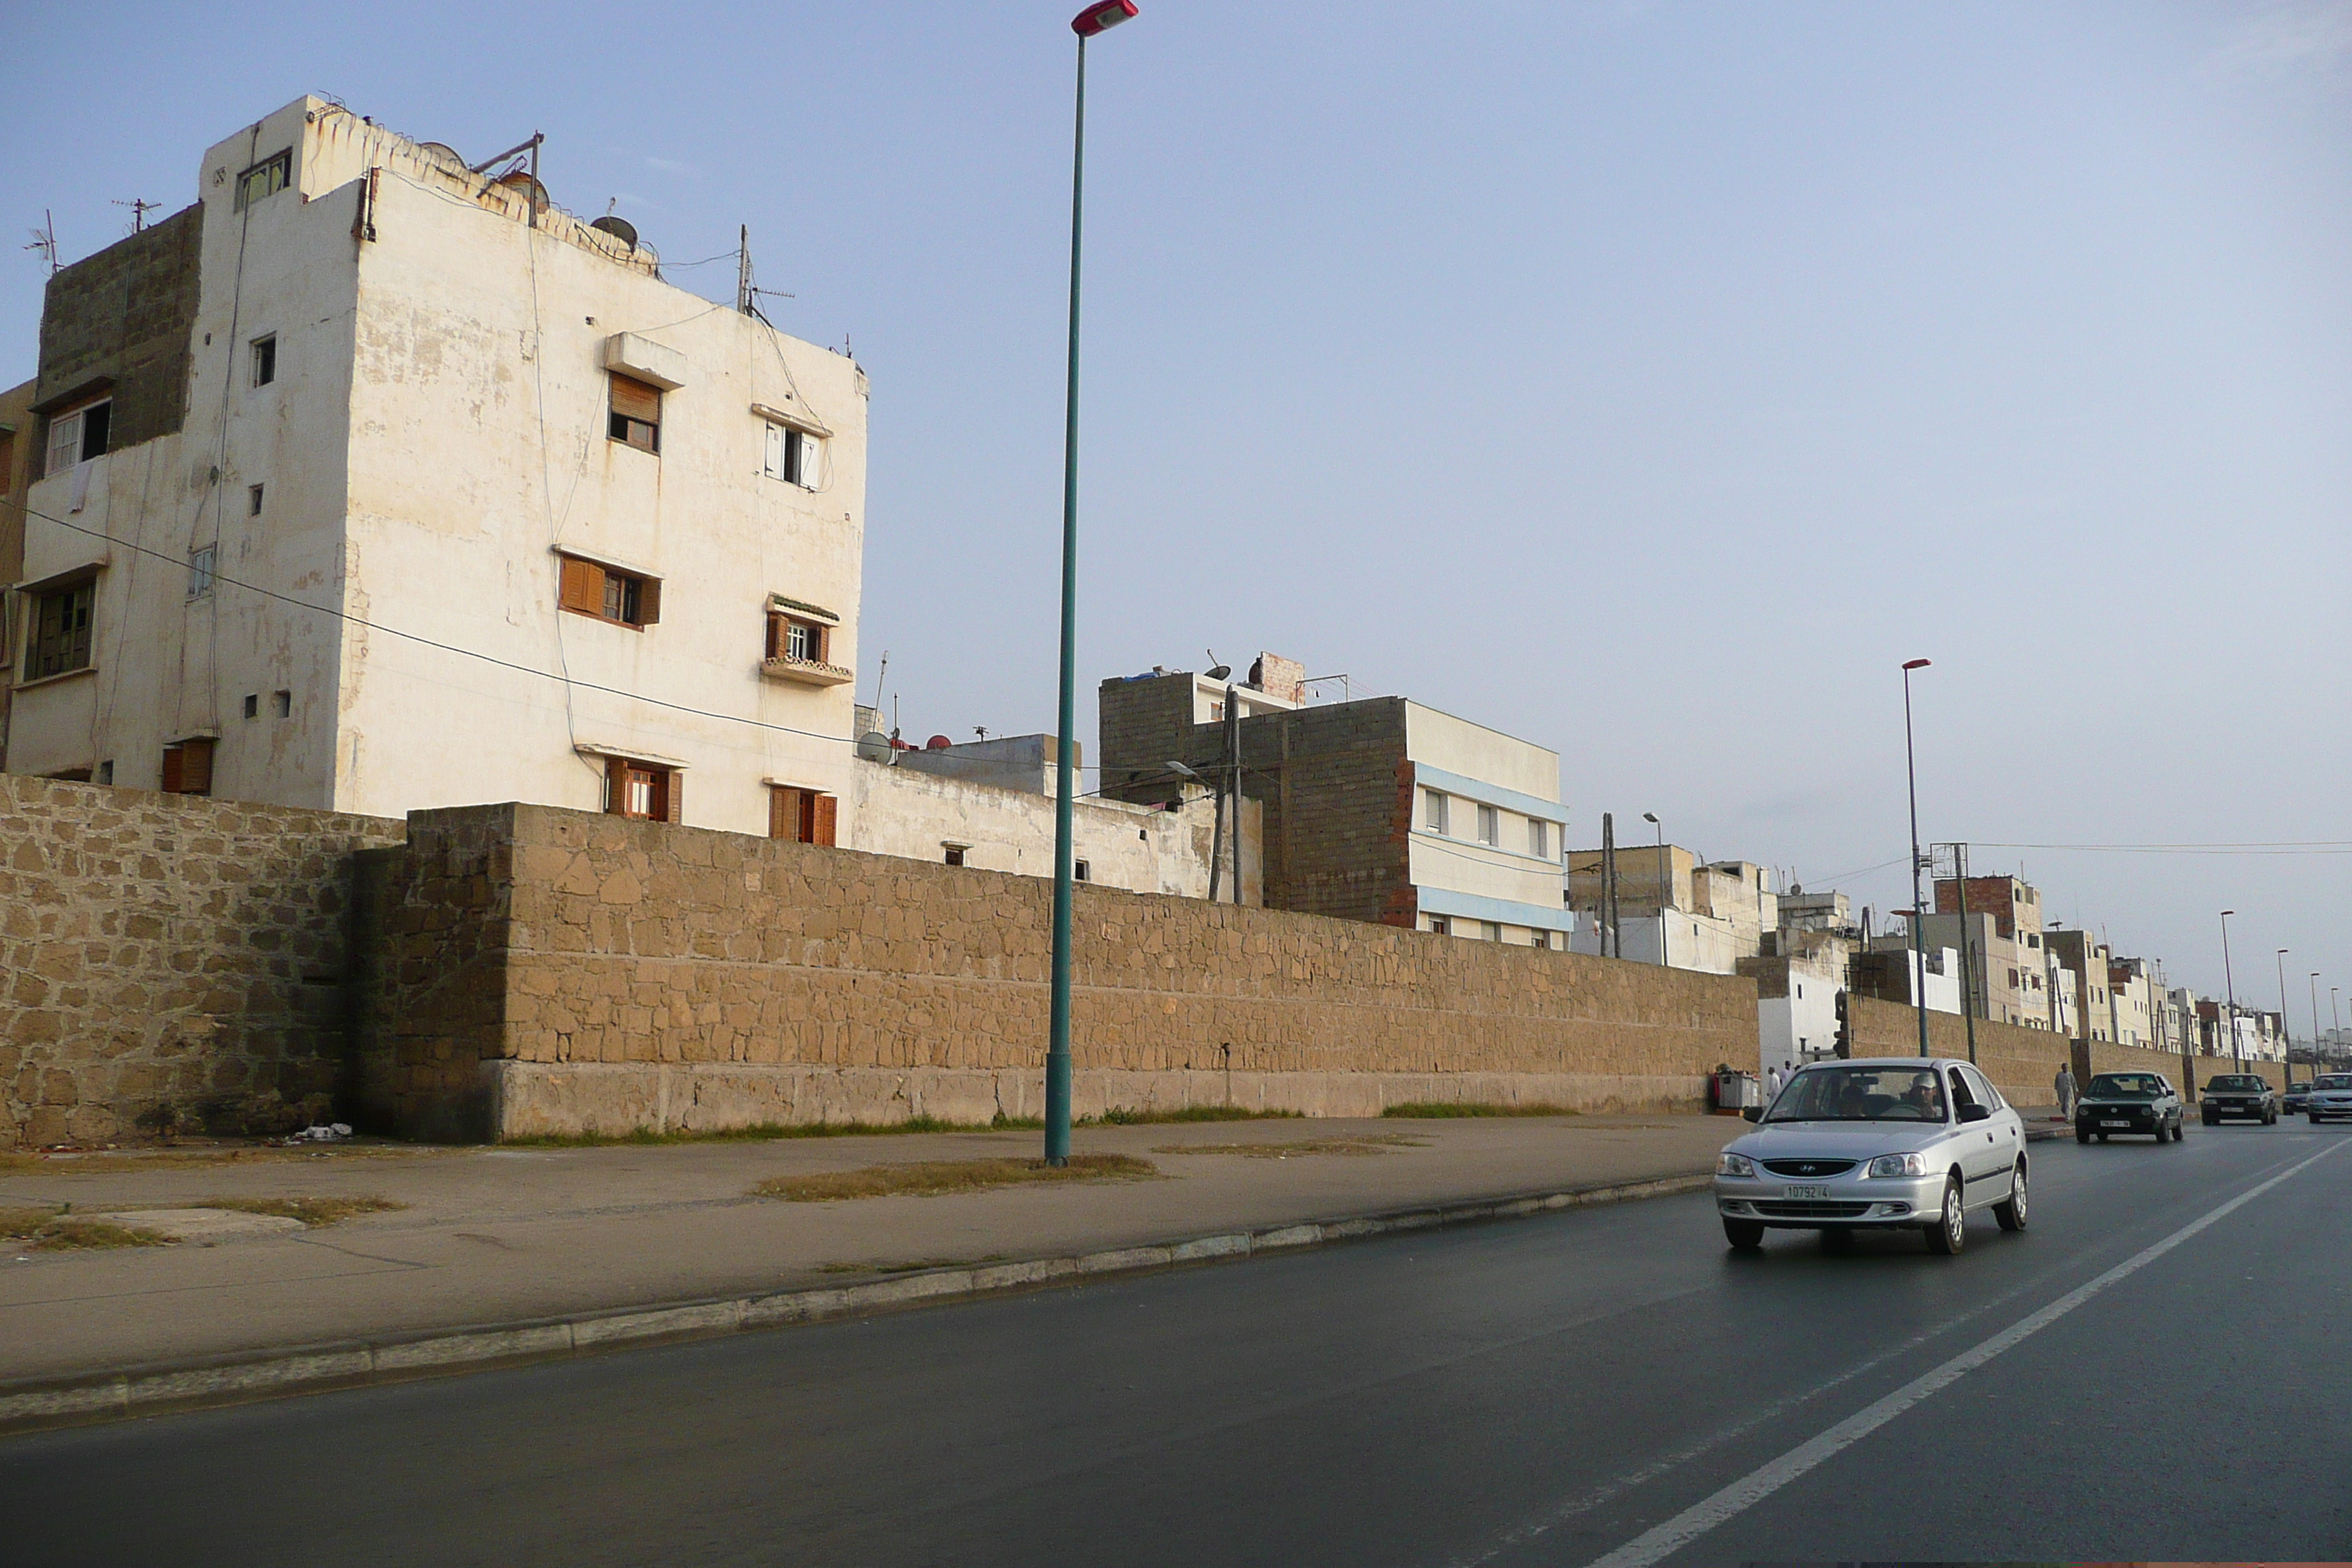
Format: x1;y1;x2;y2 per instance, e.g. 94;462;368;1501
2173;1120;2185;1142
1923;1175;1966;1256
1994;1162;2028;1231
1723;1218;1764;1251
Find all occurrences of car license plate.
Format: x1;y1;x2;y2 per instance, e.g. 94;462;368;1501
1784;1184;1831;1199
2101;1120;2130;1128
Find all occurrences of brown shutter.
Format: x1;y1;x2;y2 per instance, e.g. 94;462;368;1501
162;745;184;794
609;374;661;423
636;576;660;625
605;754;628;814
769;785;794;839
765;612;783;660
184;739;214;796
663;767;682;824
810;623;828;663
812;792;837;847
560;556;604;615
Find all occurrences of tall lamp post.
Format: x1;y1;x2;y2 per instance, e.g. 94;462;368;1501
1044;0;1139;1168
2219;911;2241;1073
2334;987;2343;1066
2311;971;2324;1080
1643;811;1667;968
2276;948;2292;1085
1901;658;1932;1057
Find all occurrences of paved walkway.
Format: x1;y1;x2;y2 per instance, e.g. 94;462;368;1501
1;1115;1737;1383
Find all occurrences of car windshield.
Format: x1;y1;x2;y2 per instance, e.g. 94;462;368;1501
2086;1074;2164;1099
2316;1076;2352;1091
1765;1066;1948;1123
2208;1076;2264;1091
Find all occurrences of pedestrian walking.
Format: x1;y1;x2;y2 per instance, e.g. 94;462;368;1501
2054;1061;2077;1120
1765;1064;1785;1102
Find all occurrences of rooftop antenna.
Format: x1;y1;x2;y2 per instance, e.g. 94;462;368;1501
736;225;753;316
870;649;889;711
974;726;990;740
24;210;57;274
113;197;161;234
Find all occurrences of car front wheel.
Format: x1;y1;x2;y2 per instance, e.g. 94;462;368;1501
1994;1162;2028;1231
2076;1128;2090;1145
1923;1175;1966;1256
1723;1218;1764;1251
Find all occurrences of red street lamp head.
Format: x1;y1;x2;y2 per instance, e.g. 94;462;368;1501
1901;658;1931;671
1073;0;1137;36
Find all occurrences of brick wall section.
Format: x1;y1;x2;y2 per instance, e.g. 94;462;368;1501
0;776;404;1145
368;803;1757;1139
34;204;203;467
1096;674;1197;802
1843;995;2277;1106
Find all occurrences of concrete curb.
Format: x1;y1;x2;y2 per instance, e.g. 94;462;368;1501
0;1169;1712;1439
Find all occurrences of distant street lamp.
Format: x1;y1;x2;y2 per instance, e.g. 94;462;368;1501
2276;948;2291;1084
2311;972;2324;1080
1643;811;1667;968
2220;911;2242;1072
1901;659;1932;1057
1044;0;1142;1170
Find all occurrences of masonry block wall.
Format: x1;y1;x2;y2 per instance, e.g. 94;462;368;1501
368;802;1757;1139
34;204;203;465
0;776;404;1145
1843;995;2277;1105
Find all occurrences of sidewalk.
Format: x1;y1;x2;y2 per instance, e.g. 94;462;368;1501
1;1114;1734;1406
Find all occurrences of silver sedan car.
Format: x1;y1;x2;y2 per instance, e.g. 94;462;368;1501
2308;1073;2352;1124
1714;1058;2029;1255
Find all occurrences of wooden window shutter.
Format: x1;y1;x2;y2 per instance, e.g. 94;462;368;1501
636;576;660;625
765;612;783;660
609;374;661;423
560;556;604;615
184;739;214;796
605;754;628;814
162;745;184;794
812;793;837;847
769;785;799;839
663;768;682;824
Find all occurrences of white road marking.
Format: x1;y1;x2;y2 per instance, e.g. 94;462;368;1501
1573;1137;2345;1568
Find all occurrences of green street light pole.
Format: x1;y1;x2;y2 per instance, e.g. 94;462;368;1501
1901;659;1932;1057
1045;0;1139;1168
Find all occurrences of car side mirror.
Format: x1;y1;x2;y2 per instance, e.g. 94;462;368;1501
1741;1107;1761;1123
1958;1104;1991;1123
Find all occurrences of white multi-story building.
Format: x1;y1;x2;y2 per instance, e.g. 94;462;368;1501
11;97;866;839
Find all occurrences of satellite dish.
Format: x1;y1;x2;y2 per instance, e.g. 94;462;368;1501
926;735;953;750
415;142;467;175
856;731;894;765
1205;665;1232;682
590;214;639;251
496;170;549;211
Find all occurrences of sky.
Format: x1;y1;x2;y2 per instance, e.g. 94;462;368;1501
3;1;2348;1019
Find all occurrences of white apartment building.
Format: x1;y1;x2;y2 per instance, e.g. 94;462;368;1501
1403;702;1571;945
11;98;865;839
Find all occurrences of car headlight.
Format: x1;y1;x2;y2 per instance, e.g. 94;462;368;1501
1867;1152;1928;1178
1716;1152;1755;1177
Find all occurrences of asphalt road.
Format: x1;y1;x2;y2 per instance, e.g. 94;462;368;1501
6;1120;2348;1567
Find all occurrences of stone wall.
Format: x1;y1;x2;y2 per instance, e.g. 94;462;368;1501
369;802;1760;1140
0;776;404;1145
1844;994;2279;1106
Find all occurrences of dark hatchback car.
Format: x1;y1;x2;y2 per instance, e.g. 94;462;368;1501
2201;1074;2277;1126
2076;1072;2184;1143
2284;1080;2313;1115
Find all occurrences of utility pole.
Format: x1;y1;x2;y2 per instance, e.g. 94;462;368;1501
1601;813;1619;960
1225;690;1242;905
1901;659;1932;1057
2220;911;2242;1074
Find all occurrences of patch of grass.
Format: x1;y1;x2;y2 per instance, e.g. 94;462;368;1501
1153;1134;1426;1158
507;1112;1044;1149
0;1206;176;1251
753;1153;1156;1203
199;1196;407;1227
1082;1106;1304;1126
1382;1101;1582;1119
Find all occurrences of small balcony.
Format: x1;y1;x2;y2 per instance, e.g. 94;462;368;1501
761;655;856;688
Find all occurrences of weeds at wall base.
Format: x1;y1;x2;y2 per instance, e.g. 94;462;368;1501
1382;1102;1582;1119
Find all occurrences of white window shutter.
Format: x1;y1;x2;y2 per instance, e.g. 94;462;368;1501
796;431;821;489
764;421;785;480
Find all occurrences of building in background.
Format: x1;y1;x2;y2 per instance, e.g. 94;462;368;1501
1925;872;2051;1030
8;97;866;840
2044;928;2118;1044
0;377;33;771
1100;664;1569;945
1566;848;1777;975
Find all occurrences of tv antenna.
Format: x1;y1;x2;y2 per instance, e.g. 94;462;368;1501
113;197;161;233
25;210;58;274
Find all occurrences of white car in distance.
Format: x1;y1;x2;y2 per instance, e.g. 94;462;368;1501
1714;1058;2029;1256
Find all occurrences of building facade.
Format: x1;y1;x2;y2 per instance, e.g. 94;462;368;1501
10;99;867;840
1101;670;1569;945
0;377;33;770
